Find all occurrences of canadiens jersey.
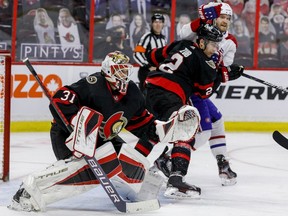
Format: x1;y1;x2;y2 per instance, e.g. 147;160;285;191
146;40;222;102
50;72;155;144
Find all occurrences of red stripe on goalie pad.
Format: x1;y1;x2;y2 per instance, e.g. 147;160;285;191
118;154;146;183
98;152;118;164
57;153;122;186
118;154;145;169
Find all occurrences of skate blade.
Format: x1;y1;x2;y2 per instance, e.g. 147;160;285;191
164;187;200;199
219;175;237;186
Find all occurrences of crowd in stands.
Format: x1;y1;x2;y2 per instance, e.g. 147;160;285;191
1;0;288;67
225;0;288;67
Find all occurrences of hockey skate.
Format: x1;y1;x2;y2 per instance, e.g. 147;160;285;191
149;146;171;178
164;172;201;199
8;188;38;212
216;155;237;186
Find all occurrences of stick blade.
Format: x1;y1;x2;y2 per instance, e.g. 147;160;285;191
272;130;288;150
126;199;160;213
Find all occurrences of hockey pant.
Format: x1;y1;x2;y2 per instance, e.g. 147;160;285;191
189;95;227;157
18;142;160;211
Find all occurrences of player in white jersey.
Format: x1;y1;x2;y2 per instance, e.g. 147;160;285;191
180;2;237;65
154;2;238;186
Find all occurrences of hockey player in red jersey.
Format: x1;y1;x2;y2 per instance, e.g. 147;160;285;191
134;23;244;198
8;51;200;211
154;1;239;186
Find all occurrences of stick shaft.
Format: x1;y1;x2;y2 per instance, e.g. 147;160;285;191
242;73;288;94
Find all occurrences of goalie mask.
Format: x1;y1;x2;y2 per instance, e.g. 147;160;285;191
101;51;133;95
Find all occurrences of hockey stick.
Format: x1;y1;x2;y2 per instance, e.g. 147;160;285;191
242;73;288;94
272;130;288;150
23;58;160;213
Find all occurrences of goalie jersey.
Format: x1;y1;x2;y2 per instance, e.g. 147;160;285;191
49;72;157;158
146;40;223;101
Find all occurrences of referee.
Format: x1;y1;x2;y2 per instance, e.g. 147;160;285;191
133;13;166;95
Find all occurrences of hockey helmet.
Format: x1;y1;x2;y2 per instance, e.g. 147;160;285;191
101;51;133;95
220;3;233;16
197;24;223;42
151;13;165;23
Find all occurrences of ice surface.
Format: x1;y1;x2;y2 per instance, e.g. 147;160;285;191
1;131;288;216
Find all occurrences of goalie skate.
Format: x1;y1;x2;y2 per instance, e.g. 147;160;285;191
8;188;38;212
216;155;237;186
164;173;201;199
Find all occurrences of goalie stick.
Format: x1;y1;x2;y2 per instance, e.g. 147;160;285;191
242;73;288;94
272;131;288;150
23;58;160;213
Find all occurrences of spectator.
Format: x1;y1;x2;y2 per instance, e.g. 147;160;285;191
57;8;81;49
258;16;278;57
233;18;252;56
108;0;129;21
224;0;244;18
176;14;191;40
0;0;8;8
269;3;286;39
161;14;171;42
278;17;288;66
34;8;56;44
131;0;152;21
22;0;40;15
274;0;288;15
260;0;270;16
105;14;126;30
104;25;134;62
241;0;256;38
85;0;108;20
129;14;149;50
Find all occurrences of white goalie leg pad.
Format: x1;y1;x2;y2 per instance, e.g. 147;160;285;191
134;170;164;201
112;144;155;201
20;142;118;211
156;105;200;143
21;158;91;211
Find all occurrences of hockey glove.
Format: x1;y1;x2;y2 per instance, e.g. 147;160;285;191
220;64;244;83
211;51;223;67
198;2;222;22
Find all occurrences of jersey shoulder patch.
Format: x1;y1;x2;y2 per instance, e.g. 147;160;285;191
86;75;98;84
205;60;217;69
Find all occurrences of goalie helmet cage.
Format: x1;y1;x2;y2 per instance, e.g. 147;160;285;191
0;50;11;182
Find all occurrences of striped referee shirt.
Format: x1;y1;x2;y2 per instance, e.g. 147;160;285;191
133;31;166;67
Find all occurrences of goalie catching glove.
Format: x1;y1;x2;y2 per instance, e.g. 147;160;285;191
155;105;200;143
